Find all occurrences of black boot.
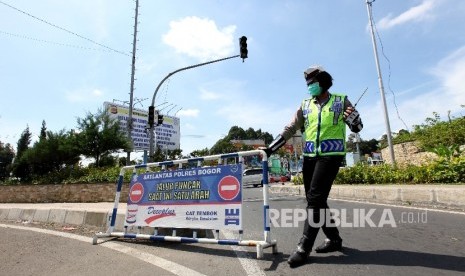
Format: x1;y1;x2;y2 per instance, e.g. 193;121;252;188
315;238;343;253
288;236;312;268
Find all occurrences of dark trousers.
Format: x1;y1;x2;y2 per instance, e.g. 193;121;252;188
301;155;344;248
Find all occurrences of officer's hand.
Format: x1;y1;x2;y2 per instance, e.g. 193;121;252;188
344;106;356;119
344;107;360;124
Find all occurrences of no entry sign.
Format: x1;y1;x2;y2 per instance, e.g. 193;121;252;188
218;175;240;201
129;182;144;203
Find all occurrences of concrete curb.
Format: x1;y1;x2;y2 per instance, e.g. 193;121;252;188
0;204;210;237
1;185;464;230
269;184;465;211
0;207;122;230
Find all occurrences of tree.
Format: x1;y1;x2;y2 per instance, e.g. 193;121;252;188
151;145;165;162
12;126;32;180
228;126;246;140
76;109;132;167
22;129;81;175
190;148;210;157
245;127;256;139
167;149;183;160
413;112;465;151
210;139;236;154
40;120;47;141
346;134;379;155
359;139;379;155
0;142;15;180
16;126;31;159
209;126;274;154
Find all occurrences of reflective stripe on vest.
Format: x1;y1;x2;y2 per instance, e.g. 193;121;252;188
301;93;346;157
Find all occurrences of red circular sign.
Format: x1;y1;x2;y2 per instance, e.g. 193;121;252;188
218;176;240;201
129;182;144;203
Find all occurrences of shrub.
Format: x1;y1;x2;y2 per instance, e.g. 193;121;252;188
334;155;465;184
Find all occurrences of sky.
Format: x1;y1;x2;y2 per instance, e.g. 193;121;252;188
1;0;465;160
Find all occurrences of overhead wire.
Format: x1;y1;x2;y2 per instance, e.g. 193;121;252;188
0;0;130;57
0;30;113;53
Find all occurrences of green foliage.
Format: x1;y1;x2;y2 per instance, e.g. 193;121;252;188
379;129;416;149
12;126;32;180
210;126;273;154
22;130;81;176
210;139;237;154
0;142;14;180
335;155;465;184
428;144;462;161
40;120;47;141
190;148;210;157
412;112;465;151
346;133;380;155
25;166;133;185
291;173;303;185
76;109;132;166
6;108;133;182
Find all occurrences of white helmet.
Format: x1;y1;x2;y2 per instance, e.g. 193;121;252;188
304;65;325;80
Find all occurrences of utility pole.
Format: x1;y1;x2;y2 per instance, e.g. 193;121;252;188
127;0;139;165
366;0;396;165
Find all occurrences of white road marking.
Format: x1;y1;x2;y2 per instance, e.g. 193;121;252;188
0;223;206;276
221;229;266;276
330;198;465;215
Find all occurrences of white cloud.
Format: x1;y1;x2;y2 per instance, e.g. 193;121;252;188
377;0;437;30
431;45;465;106
199;88;221;100
65;88;104;103
162;16;236;61
360;45;465;140
177;108;200;117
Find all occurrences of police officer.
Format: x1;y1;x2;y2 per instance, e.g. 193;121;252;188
264;65;363;267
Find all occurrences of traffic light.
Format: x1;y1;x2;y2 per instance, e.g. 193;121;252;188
148;106;155;128
239;36;248;61
157;114;164;126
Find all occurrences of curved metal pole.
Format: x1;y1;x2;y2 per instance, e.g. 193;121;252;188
149;54;240;158
151;55;239;106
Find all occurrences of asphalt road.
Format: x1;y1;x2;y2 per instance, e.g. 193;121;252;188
1;186;464;276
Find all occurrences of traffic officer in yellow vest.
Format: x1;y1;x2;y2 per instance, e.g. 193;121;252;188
263;65;363;268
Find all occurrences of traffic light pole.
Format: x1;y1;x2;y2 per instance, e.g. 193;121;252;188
148;54;240;159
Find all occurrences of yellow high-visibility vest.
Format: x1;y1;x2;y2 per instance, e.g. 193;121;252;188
301;93;346;157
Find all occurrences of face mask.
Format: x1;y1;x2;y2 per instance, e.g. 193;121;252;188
307;82;322;96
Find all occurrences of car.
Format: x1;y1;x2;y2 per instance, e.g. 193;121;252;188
242;168;266;187
269;174;280;183
280;173;291;182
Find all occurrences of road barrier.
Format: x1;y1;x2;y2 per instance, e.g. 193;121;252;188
93;150;278;258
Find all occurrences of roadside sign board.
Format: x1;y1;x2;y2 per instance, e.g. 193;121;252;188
124;164;243;230
103;101;180;151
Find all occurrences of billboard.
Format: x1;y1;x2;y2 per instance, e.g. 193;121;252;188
104;101;180;151
124;164;243;230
